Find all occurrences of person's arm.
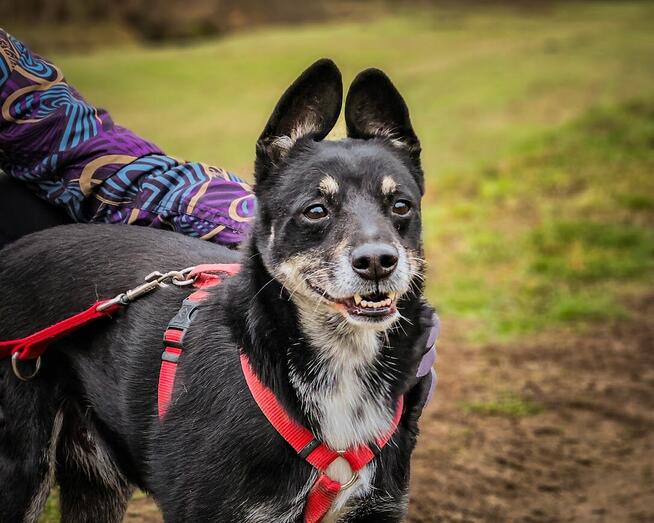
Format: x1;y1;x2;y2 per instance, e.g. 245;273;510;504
415;305;439;406
0;29;255;247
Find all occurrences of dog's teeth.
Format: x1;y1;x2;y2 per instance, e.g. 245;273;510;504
356;297;393;309
389;292;397;301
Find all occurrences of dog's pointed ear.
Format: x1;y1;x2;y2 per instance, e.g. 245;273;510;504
345;68;421;161
255;58;342;184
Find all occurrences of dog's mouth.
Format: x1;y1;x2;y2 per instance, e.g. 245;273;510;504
342;291;399;319
307;281;398;321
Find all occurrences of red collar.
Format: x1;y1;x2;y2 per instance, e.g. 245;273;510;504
240;353;404;523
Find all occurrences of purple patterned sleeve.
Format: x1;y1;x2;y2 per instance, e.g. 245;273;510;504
0;29;254;247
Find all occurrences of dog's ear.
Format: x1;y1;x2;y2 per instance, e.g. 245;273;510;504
345;68;421;162
255;58;342;183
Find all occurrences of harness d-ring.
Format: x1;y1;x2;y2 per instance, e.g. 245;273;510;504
332;450;360;490
11;352;41;381
339;470;360;490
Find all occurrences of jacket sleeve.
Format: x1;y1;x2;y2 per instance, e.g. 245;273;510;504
0;29;253;247
89;156;256;248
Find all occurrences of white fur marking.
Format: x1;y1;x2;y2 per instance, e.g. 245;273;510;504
319;175;339;196
381;176;397;196
269;224;275;247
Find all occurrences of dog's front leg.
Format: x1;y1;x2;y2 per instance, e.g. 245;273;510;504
340;492;409;523
0;370;63;523
55;404;134;523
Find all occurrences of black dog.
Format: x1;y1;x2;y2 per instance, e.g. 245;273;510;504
0;59;430;522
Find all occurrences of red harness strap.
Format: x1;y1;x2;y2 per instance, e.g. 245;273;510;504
0;300;121;362
240;353;404;523
157;263;241;419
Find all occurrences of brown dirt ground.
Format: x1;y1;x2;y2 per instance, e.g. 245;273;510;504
123;295;654;523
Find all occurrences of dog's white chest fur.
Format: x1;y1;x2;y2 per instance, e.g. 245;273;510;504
289;308;397;516
312;347;393;451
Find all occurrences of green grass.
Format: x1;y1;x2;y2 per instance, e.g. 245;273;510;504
426;100;654;340
463;391;543;418
38;488;59;523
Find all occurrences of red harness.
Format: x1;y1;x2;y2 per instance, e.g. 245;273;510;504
241;353;403;522
157;264;241;417
0;264;403;522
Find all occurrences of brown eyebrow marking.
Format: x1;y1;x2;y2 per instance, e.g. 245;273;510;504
381;176;398;196
319;175;339;196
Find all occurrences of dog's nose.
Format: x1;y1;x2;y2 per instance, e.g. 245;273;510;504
351;243;399;281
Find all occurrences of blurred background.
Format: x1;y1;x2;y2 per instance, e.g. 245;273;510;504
3;0;652;521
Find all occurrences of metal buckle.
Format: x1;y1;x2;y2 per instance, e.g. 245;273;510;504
340;471;359;490
329;451;360;491
96;266;197;312
11;352;41;381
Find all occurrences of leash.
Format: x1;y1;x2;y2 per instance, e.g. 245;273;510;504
0;266;215;380
0;262;404;522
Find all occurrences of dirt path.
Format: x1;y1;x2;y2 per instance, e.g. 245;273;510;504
124;295;654;522
409;294;654;523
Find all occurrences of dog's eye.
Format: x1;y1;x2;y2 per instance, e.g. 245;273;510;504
392;200;412;216
303;204;329;220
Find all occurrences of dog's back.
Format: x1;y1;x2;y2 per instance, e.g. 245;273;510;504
0;223;238;339
0;224;241;522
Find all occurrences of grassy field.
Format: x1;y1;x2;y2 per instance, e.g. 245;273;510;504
26;1;654;521
47;1;654;341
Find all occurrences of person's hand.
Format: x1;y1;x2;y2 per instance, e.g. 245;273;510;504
403;302;439;430
416;306;438;408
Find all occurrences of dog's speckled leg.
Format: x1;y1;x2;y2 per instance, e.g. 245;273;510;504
55;405;133;523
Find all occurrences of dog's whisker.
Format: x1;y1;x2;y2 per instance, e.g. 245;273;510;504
397;312;414;326
313;287;330;314
249;277;276;302
287;277;309;301
395;318;410;336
